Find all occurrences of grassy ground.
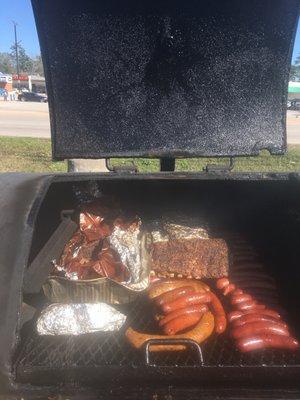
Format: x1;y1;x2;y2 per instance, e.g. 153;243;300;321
0;136;300;173
0;136;66;173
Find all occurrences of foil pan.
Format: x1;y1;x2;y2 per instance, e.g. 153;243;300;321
43;275;139;304
37;303;126;335
44;233;150;305
48;202;152;303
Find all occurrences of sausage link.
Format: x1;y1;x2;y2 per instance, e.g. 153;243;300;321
154;286;195;306
245;291;279;301
216;278;229;290
233;281;277;290
126;311;215;351
232;262;264;271
232;289;244;296
239;308;281;319
209;292;227;334
231;272;273;281
162;292;211;314
232;314;288;329
159;304;208;327
237;334;299;352
223;283;236;296
237;300;265;311
243;288;279;298
232;277;276;287
231;321;290;339
228;311;244;322
163;313;202;335
231;294;253;305
148;279;210;300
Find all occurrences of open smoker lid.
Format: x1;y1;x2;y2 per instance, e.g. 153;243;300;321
32;0;299;160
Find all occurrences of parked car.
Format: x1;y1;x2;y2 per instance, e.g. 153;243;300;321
18;92;48;103
288;99;300;111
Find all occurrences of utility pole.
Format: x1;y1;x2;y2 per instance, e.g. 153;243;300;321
12;21;20;89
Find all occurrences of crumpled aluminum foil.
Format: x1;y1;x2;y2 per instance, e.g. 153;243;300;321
37;303;126;335
149;217;210;243
163;221;210;240
109;220;141;284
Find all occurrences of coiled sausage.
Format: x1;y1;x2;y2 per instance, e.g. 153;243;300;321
162;313;202;335
159;304;208;327
148;279;210;300
162;292;211;314
126;311;215;351
154;286;195;306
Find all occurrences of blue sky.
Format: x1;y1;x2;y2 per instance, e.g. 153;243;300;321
0;0;300;61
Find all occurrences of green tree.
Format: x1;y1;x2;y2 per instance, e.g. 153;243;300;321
31;55;44;76
0;52;14;74
290;65;300;81
10;43;33;73
290;54;300;81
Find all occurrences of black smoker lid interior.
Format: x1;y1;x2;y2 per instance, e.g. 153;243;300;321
32;0;300;160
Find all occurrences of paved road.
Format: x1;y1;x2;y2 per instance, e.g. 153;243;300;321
286;113;300;144
0;100;299;144
0;101;50;138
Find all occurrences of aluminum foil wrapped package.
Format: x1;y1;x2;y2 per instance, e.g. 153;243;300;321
149;216;210;243
148;221;169;243
109;217;150;291
109;217;141;283
52;200;151;295
78;198;120;242
37;303;126;335
163;222;210;240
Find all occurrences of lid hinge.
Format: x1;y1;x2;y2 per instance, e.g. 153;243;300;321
204;157;235;173
105;159;138;173
160;158;175;172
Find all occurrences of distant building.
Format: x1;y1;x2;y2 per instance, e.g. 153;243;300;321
288;81;300;99
12;74;46;93
28;75;46;93
0;72;13;92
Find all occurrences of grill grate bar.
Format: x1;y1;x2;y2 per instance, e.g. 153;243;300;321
16;235;300;382
16;296;300;372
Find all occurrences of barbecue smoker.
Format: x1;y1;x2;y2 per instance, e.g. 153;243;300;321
1;0;300;398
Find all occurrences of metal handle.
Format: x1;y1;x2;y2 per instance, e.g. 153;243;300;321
144;338;203;366
60;209;75;221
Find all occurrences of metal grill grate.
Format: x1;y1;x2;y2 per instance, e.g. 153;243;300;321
16;234;300;384
16;295;300;376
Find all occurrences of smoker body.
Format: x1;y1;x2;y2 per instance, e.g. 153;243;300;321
1;173;300;398
0;0;300;397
